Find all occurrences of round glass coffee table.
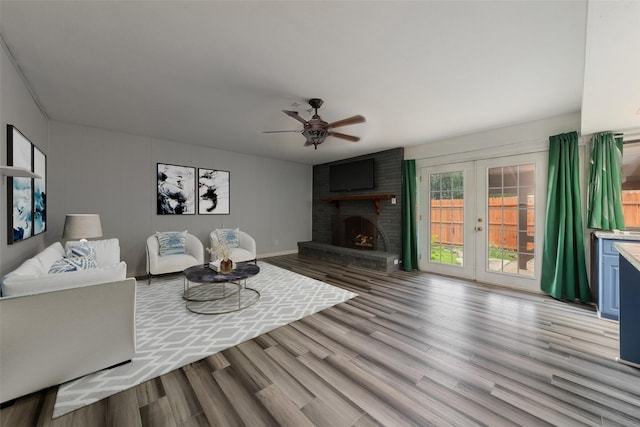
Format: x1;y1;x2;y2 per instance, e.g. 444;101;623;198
183;263;260;315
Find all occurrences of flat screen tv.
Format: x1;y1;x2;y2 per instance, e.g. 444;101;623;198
329;158;375;192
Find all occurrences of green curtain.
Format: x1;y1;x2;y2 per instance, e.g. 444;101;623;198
401;159;419;271
541;131;591;302
587;132;625;230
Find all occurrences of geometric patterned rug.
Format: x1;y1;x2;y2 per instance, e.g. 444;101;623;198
53;261;357;418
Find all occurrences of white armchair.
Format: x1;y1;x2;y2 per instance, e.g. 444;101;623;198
210;229;256;264
146;232;204;284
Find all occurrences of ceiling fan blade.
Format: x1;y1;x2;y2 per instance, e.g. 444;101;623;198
282;110;307;125
329;131;360;142
262;130;302;134
329;115;366;129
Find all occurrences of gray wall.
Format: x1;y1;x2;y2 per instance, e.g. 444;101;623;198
0;42;50;275
312;148;404;254
1;41;312;278
47;121;312;277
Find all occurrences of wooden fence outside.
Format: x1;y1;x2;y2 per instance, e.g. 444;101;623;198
623;191;640;227
431;191;640;251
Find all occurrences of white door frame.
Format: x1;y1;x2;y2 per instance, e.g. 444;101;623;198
418;162;475;279
475;152;547;292
418;152;547;293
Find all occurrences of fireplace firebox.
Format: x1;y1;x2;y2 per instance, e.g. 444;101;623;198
332;215;377;250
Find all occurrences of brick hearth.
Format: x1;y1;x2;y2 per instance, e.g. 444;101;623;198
298;241;399;272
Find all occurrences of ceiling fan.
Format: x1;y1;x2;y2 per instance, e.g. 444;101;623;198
263;98;365;149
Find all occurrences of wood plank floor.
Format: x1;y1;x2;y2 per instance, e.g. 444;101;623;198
2;254;640;426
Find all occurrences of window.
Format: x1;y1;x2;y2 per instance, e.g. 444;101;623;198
430;171;464;266
622;141;640;228
486;164;535;276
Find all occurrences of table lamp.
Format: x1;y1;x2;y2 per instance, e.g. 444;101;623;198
62;214;103;241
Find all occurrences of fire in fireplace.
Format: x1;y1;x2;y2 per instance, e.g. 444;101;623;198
332;215;377;250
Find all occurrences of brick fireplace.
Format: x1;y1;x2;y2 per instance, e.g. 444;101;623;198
332;215;377;250
298;147;404;272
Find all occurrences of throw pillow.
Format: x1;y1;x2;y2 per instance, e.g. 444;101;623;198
65;243;97;259
156;230;188;256
65;238;120;267
48;255;98;274
215;228;240;248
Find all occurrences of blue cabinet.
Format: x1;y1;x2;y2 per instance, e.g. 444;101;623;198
619;253;640;366
595;238;622;320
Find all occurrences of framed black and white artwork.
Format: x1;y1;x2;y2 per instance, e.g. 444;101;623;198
198;168;230;215
33;145;47;235
157;163;196;215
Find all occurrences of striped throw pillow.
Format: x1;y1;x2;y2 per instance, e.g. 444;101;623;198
156;231;188;256
65;243;97;259
215;228;240;248
49;255;98;274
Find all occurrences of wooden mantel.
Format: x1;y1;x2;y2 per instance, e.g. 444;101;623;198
320;194;395;215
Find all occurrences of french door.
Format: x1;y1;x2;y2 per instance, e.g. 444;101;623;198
419;152;547;292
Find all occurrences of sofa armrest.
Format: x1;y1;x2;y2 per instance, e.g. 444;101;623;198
0;278;136;404
146;235;160;274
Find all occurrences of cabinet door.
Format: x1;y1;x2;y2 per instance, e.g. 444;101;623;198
594;237;600;306
601;254;620;320
619;255;640;365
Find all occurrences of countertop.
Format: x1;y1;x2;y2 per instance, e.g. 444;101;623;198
614;242;640;272
594;230;640;241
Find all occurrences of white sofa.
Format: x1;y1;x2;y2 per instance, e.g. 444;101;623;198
0;239;136;404
1;240;127;297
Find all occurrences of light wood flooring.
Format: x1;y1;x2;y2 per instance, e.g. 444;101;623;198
2;254;640;426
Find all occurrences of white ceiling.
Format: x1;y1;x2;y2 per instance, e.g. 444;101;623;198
1;1;639;165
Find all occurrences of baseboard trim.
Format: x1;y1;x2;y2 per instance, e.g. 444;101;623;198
258;250;298;259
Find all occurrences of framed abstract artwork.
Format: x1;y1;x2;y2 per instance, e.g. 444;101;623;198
198;168;230;215
7;125;46;244
157;163;196;215
33;146;47;235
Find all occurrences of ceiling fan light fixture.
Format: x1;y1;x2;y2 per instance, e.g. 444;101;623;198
302;128;328;149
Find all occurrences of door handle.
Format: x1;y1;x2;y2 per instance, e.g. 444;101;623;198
475;226;484;231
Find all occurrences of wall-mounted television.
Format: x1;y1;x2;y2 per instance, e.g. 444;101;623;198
329;158;375;192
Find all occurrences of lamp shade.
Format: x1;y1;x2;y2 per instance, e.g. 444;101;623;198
62;214;103;240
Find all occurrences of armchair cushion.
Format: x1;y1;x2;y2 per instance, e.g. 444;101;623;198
214;228;240;248
155;230;188;256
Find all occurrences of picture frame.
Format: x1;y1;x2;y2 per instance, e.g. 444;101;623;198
198;168;230;215
157;163;196;215
6;125;42;244
33;145;47;235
